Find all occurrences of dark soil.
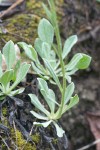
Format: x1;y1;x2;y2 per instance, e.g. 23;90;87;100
0;0;100;150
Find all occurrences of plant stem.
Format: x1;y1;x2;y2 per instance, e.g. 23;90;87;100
49;0;66;118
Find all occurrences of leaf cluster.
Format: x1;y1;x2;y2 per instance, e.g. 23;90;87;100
0;41;30;100
18;0;91;137
19;19;91;84
29;78;79;137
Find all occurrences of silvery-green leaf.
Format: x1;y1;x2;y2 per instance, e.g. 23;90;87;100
62;35;78;59
14;63;30;84
66;53;83;71
53;122;65;137
0;93;5;101
12;60;21;81
0;52;2;67
32;63;47;79
29;94;50;116
37;63;48;75
31;62;43;75
44;76;50;80
50;50;56;59
48;89;57;105
49;51;57;68
34;120;52;128
0;52;2;76
77;54;91;69
41;89;56;112
0;69;13;89
34;38;43;58
38;78;56;113
3;40;16;69
38;18;54;44
42;3;51;20
43;59;62;91
96;0;100;3
57;72;72;83
9;88;24;96
30;111;48;120
38;78;48;91
55;67;61;74
0;84;3;90
65;75;71;83
49;59;57;69
42;42;51;59
62;94;79;114
50;79;56;85
66;68;78;76
64;82;75;105
18;42;38;62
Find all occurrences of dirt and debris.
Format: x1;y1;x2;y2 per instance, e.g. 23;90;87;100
60;0;100;149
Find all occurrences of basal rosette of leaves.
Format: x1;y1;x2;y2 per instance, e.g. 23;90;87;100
18;19;91;85
18;0;91;138
0;41;30;100
29;78;79;137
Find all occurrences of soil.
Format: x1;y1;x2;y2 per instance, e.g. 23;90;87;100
60;0;100;149
0;0;100;150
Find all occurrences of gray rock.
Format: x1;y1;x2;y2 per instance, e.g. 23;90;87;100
0;0;16;6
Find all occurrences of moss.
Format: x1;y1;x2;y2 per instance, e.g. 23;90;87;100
0;106;38;149
26;0;64;17
2;107;7;117
52;138;58;145
31;133;40;144
11;128;36;150
0;0;64;48
27;0;45;16
1;106;8;126
1;14;40;45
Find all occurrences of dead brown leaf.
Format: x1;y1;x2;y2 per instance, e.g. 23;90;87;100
87;112;100;150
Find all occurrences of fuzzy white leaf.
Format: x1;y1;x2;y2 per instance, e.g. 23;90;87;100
53;122;65;137
34;120;52;128
31;62;43;75
13;63;30;85
62;35;78;59
34;38;43;57
43;59;62;91
18;42;38;62
29;94;50;116
30;111;48;120
62;94;79;114
0;52;2;76
66;53;83;71
38;78;56;113
64;82;75;105
0;69;13;89
38;18;54;44
3;40;16;69
9;88;24;96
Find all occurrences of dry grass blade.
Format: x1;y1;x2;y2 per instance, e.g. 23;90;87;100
0;0;24;18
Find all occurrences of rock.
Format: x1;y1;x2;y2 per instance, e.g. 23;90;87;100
81;89;96;101
0;0;16;6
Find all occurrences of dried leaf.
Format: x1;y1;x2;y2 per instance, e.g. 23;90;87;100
87;111;100;150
